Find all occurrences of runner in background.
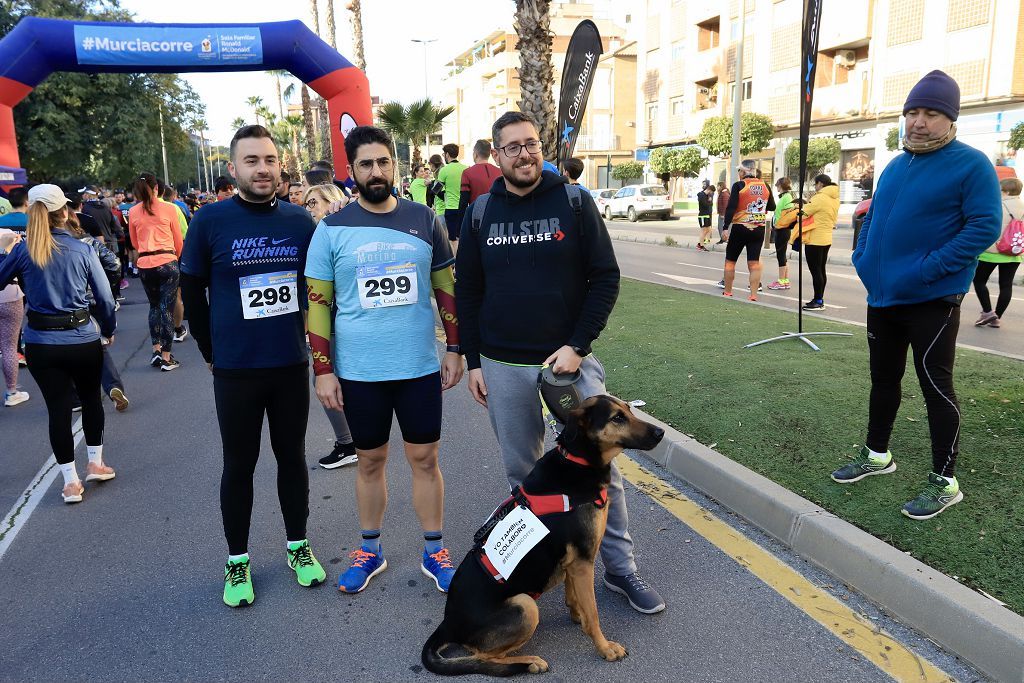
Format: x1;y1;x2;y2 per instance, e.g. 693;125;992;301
437;143;468;253
458;139;501;211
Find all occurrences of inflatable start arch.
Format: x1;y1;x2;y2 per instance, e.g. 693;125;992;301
0;17;372;184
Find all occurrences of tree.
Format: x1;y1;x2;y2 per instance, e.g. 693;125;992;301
1009;122;1024;152
230;117;247;131
885;127;900;152
514;0;556;160
300;85;317;167
346;1;366;71
696;112;775;157
246;96;265;125
611;161;644;182
649;147;708;178
325;0;337;49
376;99;455;167
784;138;842;179
267;70;291;119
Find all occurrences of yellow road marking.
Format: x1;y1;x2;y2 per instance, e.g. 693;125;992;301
618;457;955;683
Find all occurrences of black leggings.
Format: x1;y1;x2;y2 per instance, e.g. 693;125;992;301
25;341;104;464
140;261;180;352
804;244;830;300
774;228;792;267
866;301;961;478
214;364;310;555
972;260;1020;317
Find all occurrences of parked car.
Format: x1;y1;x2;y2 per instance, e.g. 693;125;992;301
605;184;674;222
852;198;871;248
590;188;617;215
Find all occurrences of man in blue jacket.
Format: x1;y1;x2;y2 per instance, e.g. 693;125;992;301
833;71;1001;520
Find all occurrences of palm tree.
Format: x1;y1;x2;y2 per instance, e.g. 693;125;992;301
301;85;317;165
514;0;556;159
346;0;366;71
309;0;320;36
268;69;291;119
246;95;265;125
257;106;276;127
230;117;246;131
376;98;455;167
285;114;305;170
325;0;337;49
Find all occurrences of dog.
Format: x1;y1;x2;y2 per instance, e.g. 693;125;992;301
422;395;665;676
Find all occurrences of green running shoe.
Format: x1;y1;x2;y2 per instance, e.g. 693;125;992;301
830;447;896;483
901;473;963;520
287;540;326;587
223;558;254;608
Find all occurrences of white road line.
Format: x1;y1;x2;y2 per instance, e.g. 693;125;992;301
653;270;847;309
0;417;84;562
676;260;861;281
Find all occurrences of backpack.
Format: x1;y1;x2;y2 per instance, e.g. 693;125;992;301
471;183;584;239
996;204;1024;256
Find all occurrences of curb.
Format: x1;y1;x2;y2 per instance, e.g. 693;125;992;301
609;231;855;266
632;409;1024;683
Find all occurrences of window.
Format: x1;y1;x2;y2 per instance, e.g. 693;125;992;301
646;102;659;121
696;78;718;110
641;186;668;196
730;16;755;40
729;79;753;102
671;40;686;62
697;18;721;51
671;97;685;116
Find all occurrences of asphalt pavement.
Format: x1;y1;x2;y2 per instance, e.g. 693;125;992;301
0;282;985;682
606;214;1023;360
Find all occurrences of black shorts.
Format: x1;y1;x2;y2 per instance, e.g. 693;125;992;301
444;209;464;242
340;372;442;450
725;224;765;262
697;216;711;228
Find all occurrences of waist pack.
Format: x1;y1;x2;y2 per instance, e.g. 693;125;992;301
27;308;90;331
996;205;1024;256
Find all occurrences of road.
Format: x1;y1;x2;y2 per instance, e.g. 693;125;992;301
607;217;1023;359
0;284;983;682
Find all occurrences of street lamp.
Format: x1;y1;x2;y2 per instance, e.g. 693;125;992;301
411;38;437;100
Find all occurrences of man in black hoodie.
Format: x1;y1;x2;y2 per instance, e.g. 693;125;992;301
455;111;665;614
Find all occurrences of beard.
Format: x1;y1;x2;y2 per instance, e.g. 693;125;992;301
355;176;393;203
236;172;278;202
502;157;541;189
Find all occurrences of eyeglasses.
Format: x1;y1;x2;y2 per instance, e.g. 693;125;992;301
496;140;543;158
354;157;394;173
304;198;319;209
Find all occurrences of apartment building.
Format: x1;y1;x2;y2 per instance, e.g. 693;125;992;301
639;0;1024;204
436;1;632;188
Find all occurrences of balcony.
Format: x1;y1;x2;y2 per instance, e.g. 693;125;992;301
692;47;720;83
813;81;866;119
818;2;871;51
576;134;622;152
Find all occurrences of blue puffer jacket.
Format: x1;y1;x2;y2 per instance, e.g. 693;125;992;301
852;139;1001;307
0;229;116;344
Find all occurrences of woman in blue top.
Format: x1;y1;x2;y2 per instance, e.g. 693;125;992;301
0;184;117;504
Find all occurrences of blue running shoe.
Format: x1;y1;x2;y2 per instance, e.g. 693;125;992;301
337;546;387;593
421;547;456;593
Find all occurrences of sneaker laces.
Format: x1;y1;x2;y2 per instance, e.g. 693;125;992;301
625;572;652;592
225;561;249;586
428;548;454;570
348;548;376;568
916;481;946;502
288;543;315;568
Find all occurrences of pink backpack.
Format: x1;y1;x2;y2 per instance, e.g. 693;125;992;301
997;204;1024;256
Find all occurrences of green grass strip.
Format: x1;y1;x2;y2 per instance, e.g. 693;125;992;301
595;278;1024;615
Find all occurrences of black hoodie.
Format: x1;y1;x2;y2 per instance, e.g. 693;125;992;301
455;170;620;370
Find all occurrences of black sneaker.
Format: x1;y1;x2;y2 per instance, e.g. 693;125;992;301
150;352;163;367
603;571;665;614
160;356;181;372
319;441;357;469
802;300;825;310
173;326;189;343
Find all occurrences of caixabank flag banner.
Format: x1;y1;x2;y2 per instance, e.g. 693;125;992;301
556;20;603;171
799;0;824;185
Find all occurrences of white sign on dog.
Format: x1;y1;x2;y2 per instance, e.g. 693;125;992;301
484;505;549;580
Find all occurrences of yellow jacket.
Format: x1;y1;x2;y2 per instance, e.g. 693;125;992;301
798;184;839;246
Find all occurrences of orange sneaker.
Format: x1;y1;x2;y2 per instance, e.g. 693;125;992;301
62;481;84;503
85;461;116;482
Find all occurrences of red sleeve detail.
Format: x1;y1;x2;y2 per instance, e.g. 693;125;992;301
433;288;459;346
309;331;333;376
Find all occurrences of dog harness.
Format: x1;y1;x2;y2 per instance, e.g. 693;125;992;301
473;446;608;591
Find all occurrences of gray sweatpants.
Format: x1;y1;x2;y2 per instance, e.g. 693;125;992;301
480;355;637;576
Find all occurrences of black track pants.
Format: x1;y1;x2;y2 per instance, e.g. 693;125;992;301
865;301;961;477
213;363;310;555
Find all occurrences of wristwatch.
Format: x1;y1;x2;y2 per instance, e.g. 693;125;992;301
446;344;461;354
570;345;590;358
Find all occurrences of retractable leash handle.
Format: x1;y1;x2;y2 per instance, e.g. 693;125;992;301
537;365;583;436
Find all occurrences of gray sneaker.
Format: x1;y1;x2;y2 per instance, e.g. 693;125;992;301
603;571;665;614
831;446;896;483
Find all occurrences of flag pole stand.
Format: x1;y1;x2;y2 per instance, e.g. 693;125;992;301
744;0;851;352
